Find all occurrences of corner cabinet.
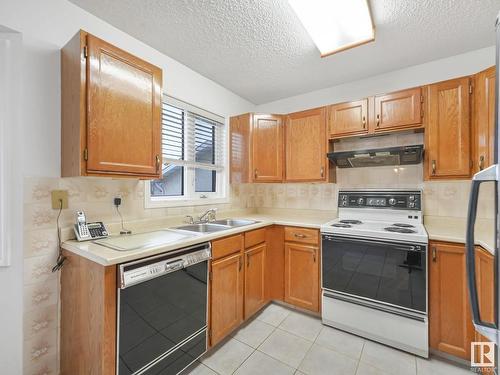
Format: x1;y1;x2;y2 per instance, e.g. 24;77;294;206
61;30;163;178
473;66;496;173
229;113;252;183
424;77;472;179
252;114;284;182
285;108;328;182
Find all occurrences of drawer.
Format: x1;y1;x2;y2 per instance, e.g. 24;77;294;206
211;234;243;260
244;228;266;249
284;226;319;245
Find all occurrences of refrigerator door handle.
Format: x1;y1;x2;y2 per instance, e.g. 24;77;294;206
466;164;499;343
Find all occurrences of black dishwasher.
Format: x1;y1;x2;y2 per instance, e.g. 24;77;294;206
117;243;211;375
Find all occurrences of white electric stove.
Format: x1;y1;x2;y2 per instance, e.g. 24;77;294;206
321;190;429;357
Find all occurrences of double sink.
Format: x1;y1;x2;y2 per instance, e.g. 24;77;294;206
174;219;259;233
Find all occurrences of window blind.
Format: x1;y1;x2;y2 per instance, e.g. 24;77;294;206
161;96;225;171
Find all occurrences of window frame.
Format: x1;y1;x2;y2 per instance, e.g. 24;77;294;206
145;96;229;208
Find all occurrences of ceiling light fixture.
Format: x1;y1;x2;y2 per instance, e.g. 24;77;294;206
288;0;375;57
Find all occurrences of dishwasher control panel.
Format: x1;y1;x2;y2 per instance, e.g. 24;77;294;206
120;244;211;288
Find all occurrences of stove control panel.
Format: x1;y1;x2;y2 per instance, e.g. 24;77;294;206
339;191;421;210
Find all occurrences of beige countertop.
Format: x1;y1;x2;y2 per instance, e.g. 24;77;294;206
62;210;333;266
424;215;496;254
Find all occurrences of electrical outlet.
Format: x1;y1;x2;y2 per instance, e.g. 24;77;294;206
51;190;68;209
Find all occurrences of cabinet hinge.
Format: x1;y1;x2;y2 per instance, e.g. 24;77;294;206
420;108;424;118
469;84;473;94
83;148;88;161
420;94;424;103
83;45;88;58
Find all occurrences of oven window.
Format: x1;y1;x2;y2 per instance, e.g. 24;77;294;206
118;261;207;374
322;237;426;312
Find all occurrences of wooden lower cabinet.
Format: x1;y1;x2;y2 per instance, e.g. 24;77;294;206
244;243;267;318
284;242;319;312
210;252;244;346
429;241;474;360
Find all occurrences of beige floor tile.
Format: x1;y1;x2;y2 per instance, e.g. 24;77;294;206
298;344;358;375
360;340;416;375
232;318;275;348
416;357;474;375
201;338;253;375
315;326;365;360
256;303;291;327
234;350;295;375
258;329;313;368
355;362;387;375
279;310;323;342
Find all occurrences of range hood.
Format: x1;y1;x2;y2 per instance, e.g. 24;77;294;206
327;144;424;168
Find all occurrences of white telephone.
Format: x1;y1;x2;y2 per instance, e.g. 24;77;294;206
74;211;109;241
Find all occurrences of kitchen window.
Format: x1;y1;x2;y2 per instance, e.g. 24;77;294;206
145;96;228;208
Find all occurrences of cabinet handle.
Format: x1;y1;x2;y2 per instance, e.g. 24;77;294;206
312;249;316;263
479;155;485;171
362;116;366;128
239;256;242;271
320;166;324;178
431;160;436;175
294;233;307;238
432;247;437;262
247;254;250;267
376;114;380;127
156;155;161;173
254;169;258;179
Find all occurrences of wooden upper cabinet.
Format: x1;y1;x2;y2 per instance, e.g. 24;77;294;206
285;108;327;182
473;66;496;173
328;99;368;138
425;77;471;179
61;30;162;178
429;241;474;360
230;114;252;184
244;243;267;319
252;114;284;182
373;87;423;132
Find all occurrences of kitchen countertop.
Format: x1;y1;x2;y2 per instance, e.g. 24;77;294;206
424;215;496;254
62;210;332;266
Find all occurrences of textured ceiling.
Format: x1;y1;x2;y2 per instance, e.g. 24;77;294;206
69;0;500;104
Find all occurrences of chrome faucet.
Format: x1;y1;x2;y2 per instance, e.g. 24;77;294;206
198;208;218;223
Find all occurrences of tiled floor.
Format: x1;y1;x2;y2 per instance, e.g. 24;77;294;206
183;303;473;375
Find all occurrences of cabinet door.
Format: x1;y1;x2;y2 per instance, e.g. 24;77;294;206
426;77;471;179
429;242;474;359
284;243;319;312
374;87;423;132
230;114;252;183
244;243;266;319
328;99;368;138
210;253;244;346
285;108;327;182
86;34;162;177
474;246;495;346
474;66;496;172
252;114;284;182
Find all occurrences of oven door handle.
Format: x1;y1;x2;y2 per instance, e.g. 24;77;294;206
322;235;425;252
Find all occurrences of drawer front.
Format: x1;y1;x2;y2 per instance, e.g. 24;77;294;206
245;228;266;249
212;234;243;260
284;227;319;245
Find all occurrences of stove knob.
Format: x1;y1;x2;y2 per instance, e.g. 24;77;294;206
341;201;348;206
357;197;364;205
409;202;415;208
389;198;396;206
409;195;415;202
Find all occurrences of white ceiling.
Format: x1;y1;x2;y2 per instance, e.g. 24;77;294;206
69;0;500;104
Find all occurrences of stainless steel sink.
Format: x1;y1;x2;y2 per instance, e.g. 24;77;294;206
174;223;231;233
212;219;259;227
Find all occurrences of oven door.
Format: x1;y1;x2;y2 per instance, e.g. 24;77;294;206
118;260;208;374
322;235;427;314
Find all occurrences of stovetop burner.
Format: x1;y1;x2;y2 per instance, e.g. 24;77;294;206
384;227;417;234
332;223;352;228
340;219;362;225
392;223;415;228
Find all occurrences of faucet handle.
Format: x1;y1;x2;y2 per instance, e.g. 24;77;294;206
184;215;195;224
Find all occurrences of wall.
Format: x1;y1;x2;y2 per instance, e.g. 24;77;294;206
255;46;495;114
0;1;255;374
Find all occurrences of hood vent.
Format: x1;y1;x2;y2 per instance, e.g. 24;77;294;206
327;145;424;168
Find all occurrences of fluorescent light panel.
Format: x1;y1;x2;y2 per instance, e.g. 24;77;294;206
288;0;374;57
